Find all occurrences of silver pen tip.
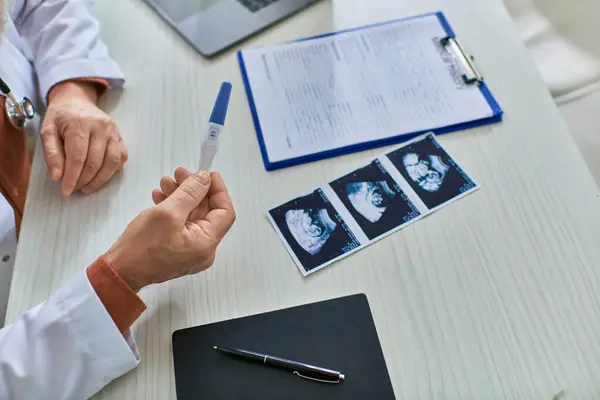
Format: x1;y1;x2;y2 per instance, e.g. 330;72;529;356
339;374;345;381
213;346;217;350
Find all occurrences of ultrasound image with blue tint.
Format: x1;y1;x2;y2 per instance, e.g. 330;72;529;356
330;160;421;240
268;189;361;273
386;134;477;210
268;134;479;276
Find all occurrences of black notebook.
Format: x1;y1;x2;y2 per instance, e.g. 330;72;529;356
172;293;395;399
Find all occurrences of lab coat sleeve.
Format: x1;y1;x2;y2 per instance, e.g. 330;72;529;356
0;269;140;400
11;0;125;102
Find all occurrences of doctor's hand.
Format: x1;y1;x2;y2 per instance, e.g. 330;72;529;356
104;168;236;292
41;81;128;197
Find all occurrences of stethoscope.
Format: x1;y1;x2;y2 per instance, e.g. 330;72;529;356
0;77;35;129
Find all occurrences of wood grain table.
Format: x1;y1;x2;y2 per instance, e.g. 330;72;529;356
6;0;600;398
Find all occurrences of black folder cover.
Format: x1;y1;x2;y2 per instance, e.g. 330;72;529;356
172;293;395;399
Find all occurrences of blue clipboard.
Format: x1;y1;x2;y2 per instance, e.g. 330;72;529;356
237;11;503;171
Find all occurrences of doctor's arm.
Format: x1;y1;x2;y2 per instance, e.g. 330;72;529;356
0;169;236;399
12;0;128;197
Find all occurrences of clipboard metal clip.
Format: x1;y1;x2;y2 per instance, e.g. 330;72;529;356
440;36;484;85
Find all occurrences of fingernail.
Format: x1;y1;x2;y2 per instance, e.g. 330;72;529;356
51;168;61;181
197;171;210;185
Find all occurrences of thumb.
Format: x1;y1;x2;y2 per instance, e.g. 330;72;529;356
160;170;211;221
40;120;65;181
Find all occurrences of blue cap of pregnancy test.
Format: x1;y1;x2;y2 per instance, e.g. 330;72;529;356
209;81;232;125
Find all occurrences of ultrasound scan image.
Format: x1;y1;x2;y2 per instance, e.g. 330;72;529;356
330;160;420;240
284;208;337;256
386;134;477;210
269;189;361;273
402;153;450;192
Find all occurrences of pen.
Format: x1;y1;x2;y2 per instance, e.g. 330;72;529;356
213;345;345;384
199;81;232;171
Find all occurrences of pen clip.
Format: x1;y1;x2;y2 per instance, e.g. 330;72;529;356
293;371;341;384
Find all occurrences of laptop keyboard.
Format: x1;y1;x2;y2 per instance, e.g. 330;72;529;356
237;0;280;13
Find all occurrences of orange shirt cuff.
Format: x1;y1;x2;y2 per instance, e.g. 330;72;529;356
73;77;110;97
48;78;110;101
86;256;146;335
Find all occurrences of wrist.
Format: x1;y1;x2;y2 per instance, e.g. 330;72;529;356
103;248;145;293
48;81;99;105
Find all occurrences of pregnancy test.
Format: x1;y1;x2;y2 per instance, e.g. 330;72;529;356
199;81;232;171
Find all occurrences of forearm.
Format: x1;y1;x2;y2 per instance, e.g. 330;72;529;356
12;0;124;101
48;78;110;105
0;268;141;399
0;96;142;396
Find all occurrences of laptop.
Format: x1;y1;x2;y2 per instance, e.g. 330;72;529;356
143;0;321;57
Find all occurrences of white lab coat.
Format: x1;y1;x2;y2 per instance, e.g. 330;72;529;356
0;1;139;399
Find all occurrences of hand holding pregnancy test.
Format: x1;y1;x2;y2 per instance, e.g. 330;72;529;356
151;82;232;206
199;81;232;171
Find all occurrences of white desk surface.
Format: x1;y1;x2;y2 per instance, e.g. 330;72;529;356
7;0;600;398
